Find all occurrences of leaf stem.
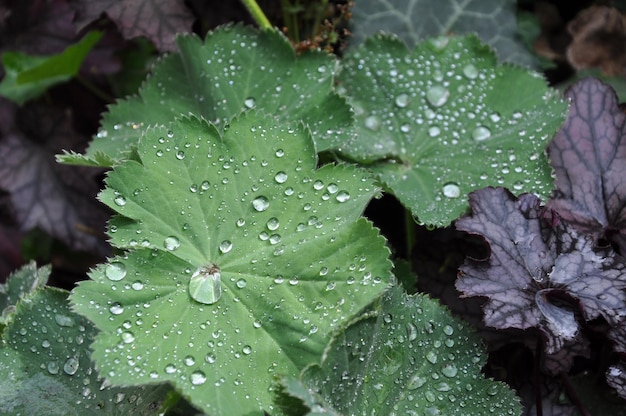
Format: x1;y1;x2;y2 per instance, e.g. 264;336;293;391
240;0;273;30
404;209;416;259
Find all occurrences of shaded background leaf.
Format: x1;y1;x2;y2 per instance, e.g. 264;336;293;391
74;0;194;52
546;77;626;254
349;0;539;68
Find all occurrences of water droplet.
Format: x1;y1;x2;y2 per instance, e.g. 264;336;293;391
426;351;438;364
442;364;458;378
176;151;185;160
406;323;418;341
426;85;449;107
236;278;247;288
408;374;427;390
164;236;180;251
400;123;411;133
219;240;232;254
54;314;74;327
190;370;207;385
121;331;135;344
428;126;441;137
106;262;127;282
313;180;324;190
201;180;211;191
395;93;410;108
472;125;491;142
114;195;127;206
443;325;454;336
184;355;196;366
242;345;252;355
429;36;449;50
189;264;222;305
266;217;280;230
131;280;144;290
365;115;381;131
336;191;350;202
109;303;124;315
252;196;270;212
63;357;79;375
47;361;60;375
442;182;461;198
165;364;176;374
462;64;479;79
244;97;256;109
205;353;216;364
274;171;288;184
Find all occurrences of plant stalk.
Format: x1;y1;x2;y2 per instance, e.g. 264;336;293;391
240;0;273;30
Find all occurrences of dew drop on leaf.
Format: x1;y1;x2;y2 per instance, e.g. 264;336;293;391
165;364;176;374
176;150;185;160
244;97;256;109
201;180;211;191
109;303;124;315
47;361;59;375
407;374;427;390
184;355;196;366
426;350;438;364
428;126;441;137
266;217;280;230
462;64;479;79
472;126;491;142
236;278;247;289
364;115;381;131
63;357;79;375
426;85;449;107
114;195;127;206
219;240;232;254
54;314;75;327
164;236;180;251
395;93;410;108
190;370;207;385
242;345;252;355
336;191;350;202
252;196;270;212
121;331;135;344
274;171;288;184
442;364;458;378
189;264;222;305
442;182;461;198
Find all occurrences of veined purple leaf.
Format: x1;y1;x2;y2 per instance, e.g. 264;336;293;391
455;187;626;353
607;362;626;400
546;77;626;253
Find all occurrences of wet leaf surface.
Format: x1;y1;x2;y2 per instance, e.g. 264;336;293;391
70;112;392;415
339;34;566;226
276;285;522;415
455;187;626;354
547;77;626;253
0;261;49;325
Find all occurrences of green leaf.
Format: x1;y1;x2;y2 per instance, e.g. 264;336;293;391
0;286;172;416
349;0;539;68
0;261;49;326
59;25;353;166
0;31;102;105
338;34;567;226
276;285;522;415
70;111;392;415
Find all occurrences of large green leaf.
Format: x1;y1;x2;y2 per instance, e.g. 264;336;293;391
0;286;171;416
70;111;392;415
338;34;567;226
0;261;49;326
58;25;353;166
276;285;522;415
349;0;539;68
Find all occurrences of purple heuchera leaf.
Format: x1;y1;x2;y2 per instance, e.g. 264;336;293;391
606;362;626;400
455;187;626;353
546;77;626;253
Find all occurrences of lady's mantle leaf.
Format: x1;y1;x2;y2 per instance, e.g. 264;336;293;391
0;261;49;325
59;25;353;166
70;111;392;415
339;34;566;226
546;77;626;253
0;284;171;415
455;187;626;353
276;285;522;416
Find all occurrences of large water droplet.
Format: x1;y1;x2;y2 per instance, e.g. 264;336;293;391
336;191;350;202
426;85;449;107
442;364;458;378
106;262;127;281
190;370;207;385
443;325;454;336
63;357;79;375
428;126;441;137
164;236;180;251
274;171;288;184
462;64;479;79
442;182;461;198
472;126;491;142
189;264;222;305
244;97;256;109
114;195;127;206
252;196;270;212
47;361;60;375
408;374;427;390
236;278;247;288
219;240;232;254
364;115;381;131
121;331;135;344
109;303;124;315
54;314;75;327
395;93;410;108
426;351;438;364
266;217;280;230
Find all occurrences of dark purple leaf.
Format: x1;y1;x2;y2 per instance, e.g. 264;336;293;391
606;362;626;400
517;377;577;416
542;338;589;375
0;98;109;255
455;187;626;354
608;320;626;353
74;0;194;52
546;77;626;253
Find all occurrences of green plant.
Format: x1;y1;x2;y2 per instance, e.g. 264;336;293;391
3;1;626;415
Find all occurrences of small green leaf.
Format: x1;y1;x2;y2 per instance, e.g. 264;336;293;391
60;25;353;166
0;286;171;415
339;34;567;226
70;111;392;415
276;285;522;415
0;31;102;105
0;261;49;326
